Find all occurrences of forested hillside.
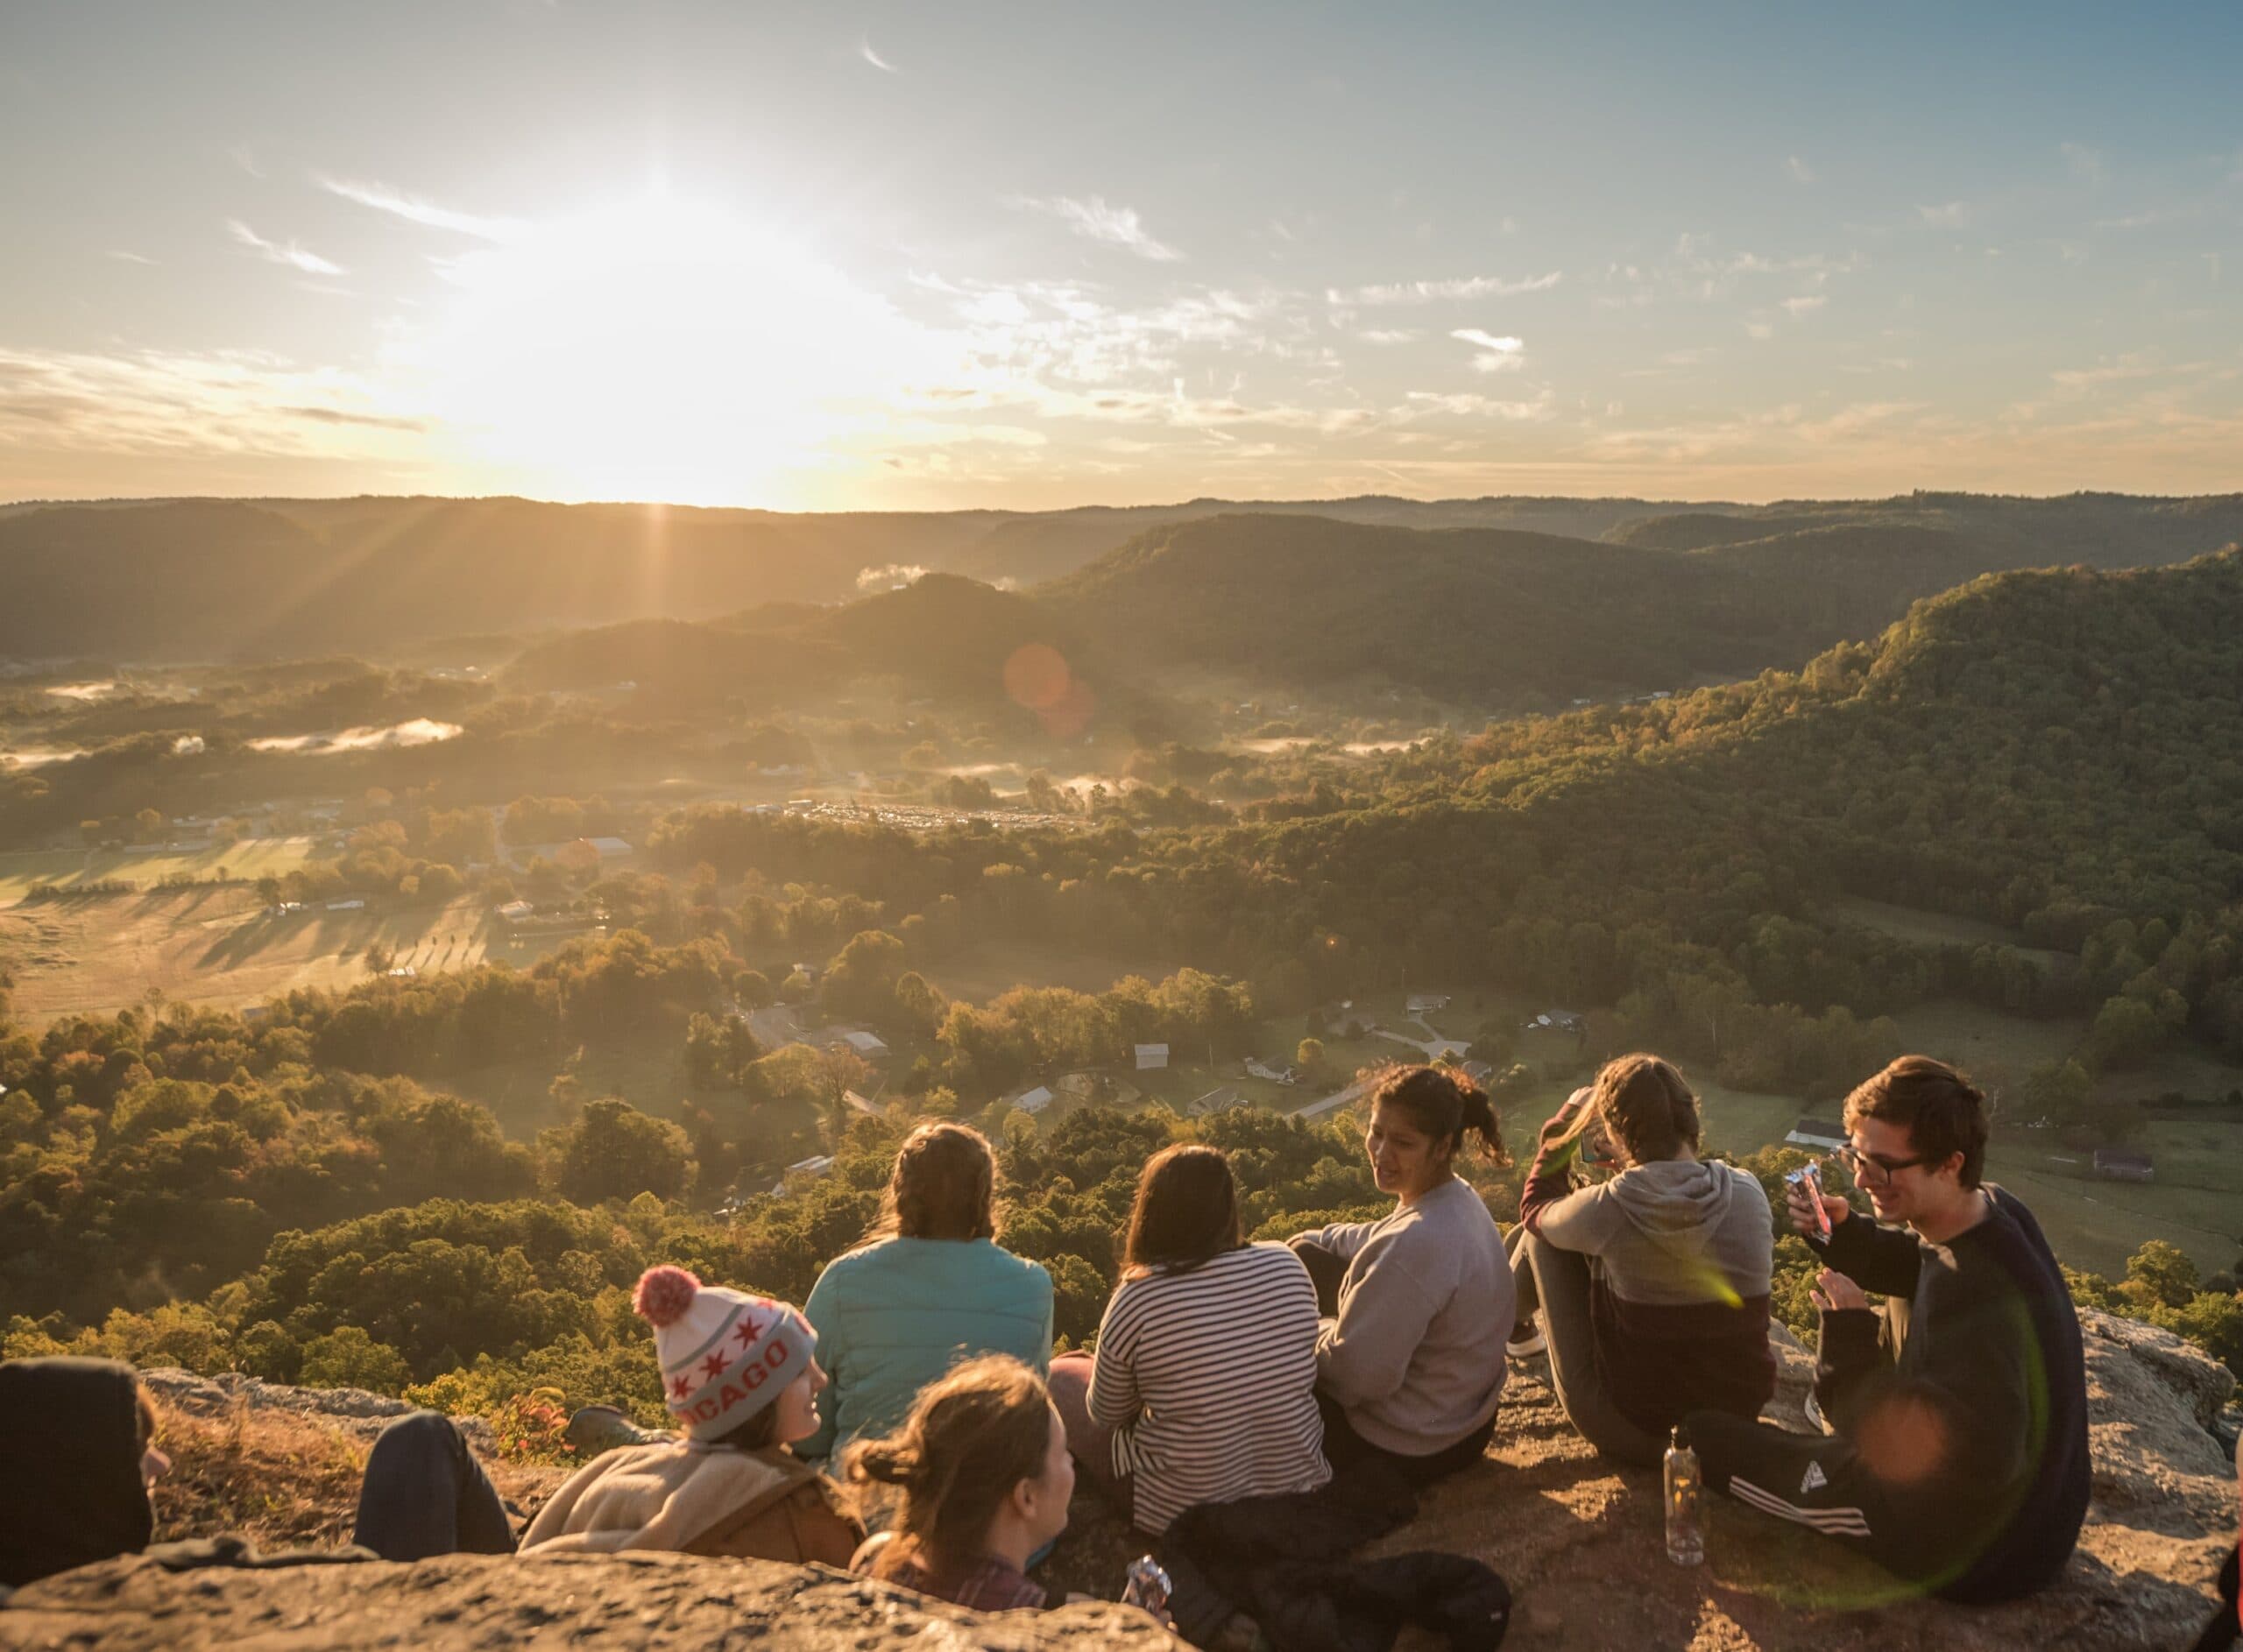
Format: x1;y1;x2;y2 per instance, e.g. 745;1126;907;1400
1037;507;2243;705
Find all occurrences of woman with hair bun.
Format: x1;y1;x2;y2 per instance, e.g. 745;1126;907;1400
845;1354;1073;1613
799;1122;1053;1464
1287;1063;1514;1485
1509;1053;1774;1465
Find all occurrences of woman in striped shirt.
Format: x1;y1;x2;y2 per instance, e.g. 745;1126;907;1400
1047;1144;1330;1536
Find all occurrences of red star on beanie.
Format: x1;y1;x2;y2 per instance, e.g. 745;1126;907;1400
632;1265;817;1443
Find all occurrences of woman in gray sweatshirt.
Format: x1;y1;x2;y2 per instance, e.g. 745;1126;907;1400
1511;1054;1775;1465
1287;1064;1514;1486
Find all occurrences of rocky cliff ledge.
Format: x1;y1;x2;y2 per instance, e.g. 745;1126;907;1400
1;1309;2232;1651
0;1550;1177;1651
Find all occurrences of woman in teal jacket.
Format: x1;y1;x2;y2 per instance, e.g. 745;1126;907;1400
797;1122;1054;1464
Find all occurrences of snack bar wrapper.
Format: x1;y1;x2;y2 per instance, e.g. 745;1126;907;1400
1786;1161;1833;1241
1122;1556;1171;1617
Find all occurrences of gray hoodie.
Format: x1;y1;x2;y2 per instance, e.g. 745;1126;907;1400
1533;1158;1772;1305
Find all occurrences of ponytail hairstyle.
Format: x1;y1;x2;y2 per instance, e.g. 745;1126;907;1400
1370;1063;1510;1166
864;1121;999;1245
843;1355;1054;1590
1122;1144;1243;1278
1574;1053;1702;1166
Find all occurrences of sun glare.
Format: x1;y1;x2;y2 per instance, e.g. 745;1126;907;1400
411;197;928;505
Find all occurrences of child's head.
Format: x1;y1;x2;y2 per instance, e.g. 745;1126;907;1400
844;1354;1072;1580
632;1265;823;1448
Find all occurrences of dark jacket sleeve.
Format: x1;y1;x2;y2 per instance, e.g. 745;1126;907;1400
1812;1307;1888;1423
1817;1209;1924;1296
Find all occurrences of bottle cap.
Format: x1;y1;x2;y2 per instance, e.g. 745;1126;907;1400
1670;1423;1690;1450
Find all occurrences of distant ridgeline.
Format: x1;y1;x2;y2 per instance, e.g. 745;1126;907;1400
3;491;2240;691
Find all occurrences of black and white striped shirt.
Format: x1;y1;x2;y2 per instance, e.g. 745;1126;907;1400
1086;1241;1331;1534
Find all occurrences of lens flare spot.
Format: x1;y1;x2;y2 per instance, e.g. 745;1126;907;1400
1004;643;1072;711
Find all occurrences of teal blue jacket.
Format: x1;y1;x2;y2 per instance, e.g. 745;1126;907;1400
797;1237;1053;1462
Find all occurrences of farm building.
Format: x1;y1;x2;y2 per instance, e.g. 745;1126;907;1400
785;1154;836;1186
1785;1119;1850;1153
583;837;633;858
497;899;535;923
1006;1084;1056;1116
1405;993;1451;1015
1135;1042;1170;1070
1246;1058;1301;1084
326;898;365;912
1524;1010;1588;1034
838;1029;890;1062
1192;1085;1245;1114
2091;1147;2155;1183
1461;1060;1495;1086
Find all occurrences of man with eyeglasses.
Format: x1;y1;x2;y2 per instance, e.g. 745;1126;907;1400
1683;1055;2089;1603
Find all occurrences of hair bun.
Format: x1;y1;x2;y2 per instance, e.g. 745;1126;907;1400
851;1441;917;1485
633;1265;702;1329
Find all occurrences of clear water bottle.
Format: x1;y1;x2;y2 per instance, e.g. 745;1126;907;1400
1664;1424;1704;1567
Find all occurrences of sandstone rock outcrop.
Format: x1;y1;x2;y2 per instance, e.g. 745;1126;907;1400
0;1551;1178;1651
4;1308;2233;1650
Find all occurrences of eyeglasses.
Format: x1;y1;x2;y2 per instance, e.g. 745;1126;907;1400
1834;1145;1931;1184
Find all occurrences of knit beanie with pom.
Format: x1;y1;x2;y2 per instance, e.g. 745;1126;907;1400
632;1266;817;1443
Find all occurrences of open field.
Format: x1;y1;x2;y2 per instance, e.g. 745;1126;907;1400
1826;894;2074;971
444;1038;691;1142
1986;1121;2243;1278
0;887;594;1022
0;836;333;902
928;938;1187;1003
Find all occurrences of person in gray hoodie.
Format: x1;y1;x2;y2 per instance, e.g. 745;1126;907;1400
1510;1054;1775;1465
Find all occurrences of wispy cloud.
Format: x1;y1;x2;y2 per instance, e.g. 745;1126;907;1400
1402;390;1553;421
860;37;898;72
317;177;519;240
1325;272;1560;306
1917;201;1971;227
1357;328;1420;344
1012;195;1181;261
1451;328;1524;372
106;250;156;265
0;343;418;461
282;405;428;430
227;218;343;274
226;142;264;179
2060;142;2105;185
1786;156;1815;184
1781;294;1826;315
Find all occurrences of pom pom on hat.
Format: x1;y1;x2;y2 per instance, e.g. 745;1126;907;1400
633;1265;702;1329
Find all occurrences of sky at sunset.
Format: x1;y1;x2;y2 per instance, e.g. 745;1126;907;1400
4;1;2239;509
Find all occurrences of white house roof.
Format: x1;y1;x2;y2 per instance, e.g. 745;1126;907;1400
1009;1085;1055;1114
841;1030;889;1055
1784;1119;1849;1149
584;836;633;855
786;1154;836;1175
1134;1043;1170;1070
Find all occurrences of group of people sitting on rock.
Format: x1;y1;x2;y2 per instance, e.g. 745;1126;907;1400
4;1052;2166;1629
